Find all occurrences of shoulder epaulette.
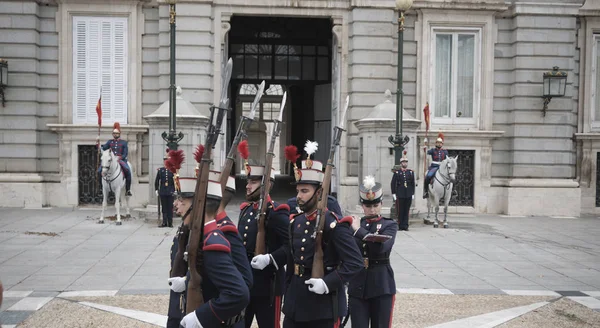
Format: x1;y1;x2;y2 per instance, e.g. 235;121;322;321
217;219;239;235
337;215;353;225
203;229;231;253
240;202;251;210
273;203;290;212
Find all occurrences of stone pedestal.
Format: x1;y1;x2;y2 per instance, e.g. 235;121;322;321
353;90;420;218
144;87;210;204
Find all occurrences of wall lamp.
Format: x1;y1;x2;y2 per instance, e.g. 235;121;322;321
0;58;7;107
542;66;567;117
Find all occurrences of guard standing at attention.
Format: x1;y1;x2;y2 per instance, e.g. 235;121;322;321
155;149;175;228
391;151;415;231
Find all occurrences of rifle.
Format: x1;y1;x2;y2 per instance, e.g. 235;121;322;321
218;81;264;201
311;95;349;278
185;58;232;314
255;91;287;256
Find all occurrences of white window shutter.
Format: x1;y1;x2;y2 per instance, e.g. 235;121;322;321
73;16;128;125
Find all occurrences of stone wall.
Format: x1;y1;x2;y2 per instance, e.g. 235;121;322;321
141;5;160;176
0;1;59;175
346;8;416;178
492;6;580;180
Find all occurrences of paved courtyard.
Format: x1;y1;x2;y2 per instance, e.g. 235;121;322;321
1;205;600;327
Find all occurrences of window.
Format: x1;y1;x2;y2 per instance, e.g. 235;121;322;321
430;29;480;125
594;35;600;124
240;84;284;122
73;16;128;124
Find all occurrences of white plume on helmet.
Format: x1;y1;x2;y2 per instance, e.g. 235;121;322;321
363;175;376;191
304;140;318;156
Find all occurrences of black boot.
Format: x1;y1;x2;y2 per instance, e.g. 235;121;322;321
125;172;132;197
423;177;429;199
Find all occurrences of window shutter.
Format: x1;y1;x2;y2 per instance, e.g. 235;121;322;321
74;19;88;123
73;16;127;125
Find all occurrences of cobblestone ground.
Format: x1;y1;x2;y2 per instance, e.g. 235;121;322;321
1;206;600;327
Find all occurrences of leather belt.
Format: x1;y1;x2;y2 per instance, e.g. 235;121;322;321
363;258;390;268
294;263;310;277
222;309;245;327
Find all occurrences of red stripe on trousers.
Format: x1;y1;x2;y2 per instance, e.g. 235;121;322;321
333;317;340;328
388;294;396;328
274;296;281;328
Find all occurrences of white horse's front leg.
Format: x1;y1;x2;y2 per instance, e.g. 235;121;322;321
433;202;440;228
125;194;130;217
115;187;122;226
443;186;451;228
99;182;107;224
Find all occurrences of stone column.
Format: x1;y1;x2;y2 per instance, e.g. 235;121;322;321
144;88;210;204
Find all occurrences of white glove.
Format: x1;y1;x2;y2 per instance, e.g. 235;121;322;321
305;278;329;295
251;254;272;270
393;194;397;201
155;190;159;196
180;311;203;328
168;276;187;293
412;195;415;200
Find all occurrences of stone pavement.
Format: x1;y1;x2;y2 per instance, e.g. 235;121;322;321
1;205;600;327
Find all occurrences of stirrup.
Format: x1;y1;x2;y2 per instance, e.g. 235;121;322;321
126;190;133;197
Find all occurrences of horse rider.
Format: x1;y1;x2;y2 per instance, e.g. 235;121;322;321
251;152;363;328
423;132;449;199
170;176;250;328
237;161;290;328
97;122;133;196
391;151;415;231
348;176;398;328
155;149;175;228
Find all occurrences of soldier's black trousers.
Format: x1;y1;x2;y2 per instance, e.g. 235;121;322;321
283;317;341;328
349;294;395;328
244;295;282;328
166;290;185;328
396;198;412;230
160;195;174;225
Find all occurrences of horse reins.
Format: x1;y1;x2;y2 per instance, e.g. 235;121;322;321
101;155;123;193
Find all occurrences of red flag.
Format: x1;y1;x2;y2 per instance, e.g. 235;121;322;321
95;92;102;126
423;102;430;133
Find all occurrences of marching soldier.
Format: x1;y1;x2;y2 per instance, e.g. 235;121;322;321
391;151;415;231
237;162;290;328
348;176;398;328
170;176;250;328
287;195;342;217
209;170;254;298
423;132;449;198
97;122;133;196
155;150;175;228
251;152;363;328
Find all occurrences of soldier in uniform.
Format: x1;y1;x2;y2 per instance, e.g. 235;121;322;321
348;176;398;328
287;195;342;217
237;162;290;328
170;177;250;328
423;132;449;198
155;150;175;228
391;151;415;231
97;122;133;196
252;155;363;328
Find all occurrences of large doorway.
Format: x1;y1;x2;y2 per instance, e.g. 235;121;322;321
227;16;334;201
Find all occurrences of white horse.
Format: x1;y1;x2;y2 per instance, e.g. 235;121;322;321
425;156;458;228
99;149;131;225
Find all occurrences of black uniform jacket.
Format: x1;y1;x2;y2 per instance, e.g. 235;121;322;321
391;168;415;199
271;210;363;322
238;197;290;298
348;216;398;299
195;220;250;327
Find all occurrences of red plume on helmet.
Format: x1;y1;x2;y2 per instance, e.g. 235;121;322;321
237;140;249;160
284;145;300;164
193;145;205;163
112;122;121;133
165;149;185;174
437;132;444;141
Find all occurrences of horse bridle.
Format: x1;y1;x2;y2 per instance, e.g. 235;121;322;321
434;161;453;188
102;153;122;183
